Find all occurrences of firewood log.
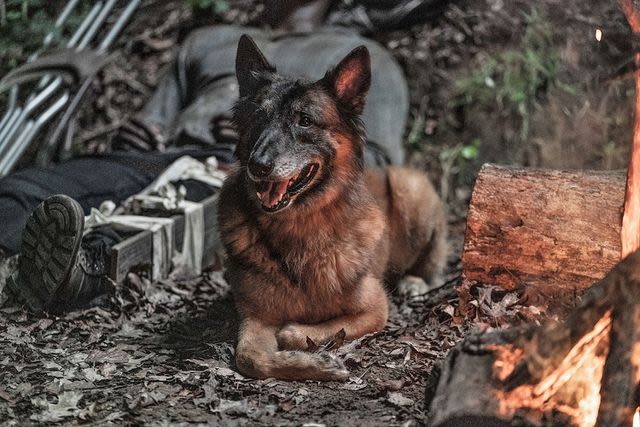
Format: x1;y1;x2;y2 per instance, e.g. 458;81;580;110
462;164;625;306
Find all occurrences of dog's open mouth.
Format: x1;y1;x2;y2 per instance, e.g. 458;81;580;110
253;163;319;212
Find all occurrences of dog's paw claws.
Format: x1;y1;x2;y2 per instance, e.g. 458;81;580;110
316;352;349;381
397;275;431;297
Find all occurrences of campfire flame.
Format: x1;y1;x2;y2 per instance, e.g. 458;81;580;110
494;313;612;427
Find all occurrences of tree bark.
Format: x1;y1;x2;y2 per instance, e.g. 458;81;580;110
462;164;625;306
620;0;640;257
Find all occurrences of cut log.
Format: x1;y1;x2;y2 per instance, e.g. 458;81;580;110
428;249;640;427
462;164;625;306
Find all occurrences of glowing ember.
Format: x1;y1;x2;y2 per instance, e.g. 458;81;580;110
494;313;612;427
595;28;603;42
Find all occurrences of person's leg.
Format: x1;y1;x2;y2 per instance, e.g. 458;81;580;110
0;147;234;256
0;153;173;310
124;26;265;151
1;150;225;311
134;26;408;166
0;153;170;256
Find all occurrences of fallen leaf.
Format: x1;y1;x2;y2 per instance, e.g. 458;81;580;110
306;336;318;352
0;388;16;405
280;399;295;412
87;348;130;364
341;382;367;391
376;379;407;391
31;391;84;422
442;304;455;317
186;358;223;370
193;376;219;407
212;366;245;380
211;399;249;415
82;367;105;382
387;392;415;407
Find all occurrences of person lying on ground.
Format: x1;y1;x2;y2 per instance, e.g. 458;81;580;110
0;3;411;313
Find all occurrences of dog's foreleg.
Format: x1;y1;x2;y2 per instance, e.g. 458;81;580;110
235;317;349;381
276;276;388;350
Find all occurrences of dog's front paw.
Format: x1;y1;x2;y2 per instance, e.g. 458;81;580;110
397;275;431;297
314;352;349;381
277;324;308;350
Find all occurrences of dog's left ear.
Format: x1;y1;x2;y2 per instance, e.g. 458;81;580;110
236;34;275;97
323;46;371;114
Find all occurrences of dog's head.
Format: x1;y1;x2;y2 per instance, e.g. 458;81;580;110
232;35;371;214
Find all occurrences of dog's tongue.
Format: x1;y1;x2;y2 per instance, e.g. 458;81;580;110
259;180;288;207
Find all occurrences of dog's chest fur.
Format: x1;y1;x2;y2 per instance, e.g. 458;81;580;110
219;171;388;324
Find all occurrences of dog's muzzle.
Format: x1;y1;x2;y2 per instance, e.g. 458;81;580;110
251;163;319;212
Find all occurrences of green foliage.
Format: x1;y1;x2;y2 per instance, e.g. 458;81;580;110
0;0;90;74
438;138;481;201
440;138;480;173
602;141;619;170
454;8;574;141
1;0;54;71
188;0;229;15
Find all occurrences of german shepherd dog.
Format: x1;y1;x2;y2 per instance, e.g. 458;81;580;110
218;35;448;381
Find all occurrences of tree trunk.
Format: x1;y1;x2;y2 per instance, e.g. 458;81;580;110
462;164;625;307
619;0;640;257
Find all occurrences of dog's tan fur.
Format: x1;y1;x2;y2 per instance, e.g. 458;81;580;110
218;38;448;381
219;163;447;381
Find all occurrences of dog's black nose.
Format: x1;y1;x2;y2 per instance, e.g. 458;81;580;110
248;157;274;178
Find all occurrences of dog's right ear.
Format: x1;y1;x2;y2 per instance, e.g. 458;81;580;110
322;46;371;114
236;35;275;98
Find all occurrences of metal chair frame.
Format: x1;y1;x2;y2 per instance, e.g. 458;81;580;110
0;0;141;177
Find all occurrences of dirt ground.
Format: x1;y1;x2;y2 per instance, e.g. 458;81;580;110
0;268;466;426
2;253;547;426
0;0;633;425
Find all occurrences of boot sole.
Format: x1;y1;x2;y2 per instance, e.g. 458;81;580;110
19;195;84;310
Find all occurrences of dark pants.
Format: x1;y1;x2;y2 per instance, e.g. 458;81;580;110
0;148;231;255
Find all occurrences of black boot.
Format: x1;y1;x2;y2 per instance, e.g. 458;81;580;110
12;195;112;313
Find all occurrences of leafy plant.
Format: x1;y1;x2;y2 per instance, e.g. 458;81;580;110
440;138;480;171
439;138;480;201
0;0;90;75
1;1;53;71
453;8;574;142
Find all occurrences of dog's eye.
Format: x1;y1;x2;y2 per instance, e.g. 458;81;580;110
298;114;312;128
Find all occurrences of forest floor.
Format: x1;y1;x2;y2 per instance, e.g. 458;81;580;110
2;255;545;425
0;0;632;425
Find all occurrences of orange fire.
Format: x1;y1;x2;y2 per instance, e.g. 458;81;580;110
620;0;640;257
494;313;612;427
